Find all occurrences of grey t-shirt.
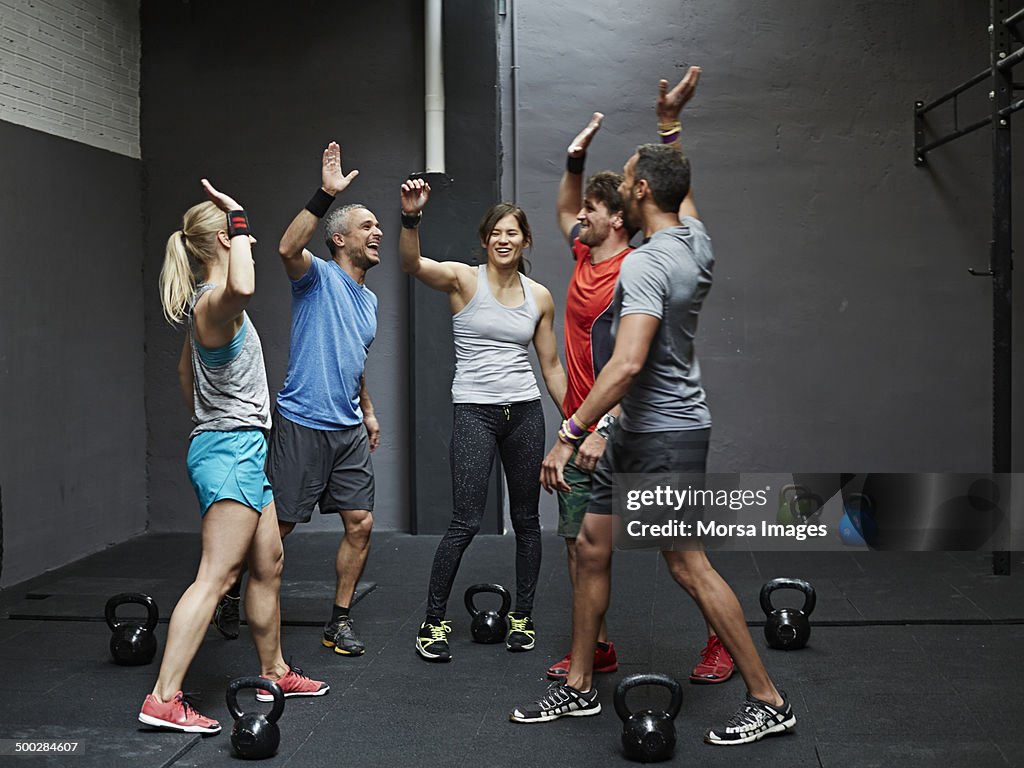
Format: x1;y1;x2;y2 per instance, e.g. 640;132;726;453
612;217;714;432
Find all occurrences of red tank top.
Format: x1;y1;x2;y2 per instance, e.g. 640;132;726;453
562;237;633;416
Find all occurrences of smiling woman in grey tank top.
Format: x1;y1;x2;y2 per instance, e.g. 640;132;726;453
451;264;543;404
399;181;567;662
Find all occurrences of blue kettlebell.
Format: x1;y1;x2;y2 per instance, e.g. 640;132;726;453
839;493;867;546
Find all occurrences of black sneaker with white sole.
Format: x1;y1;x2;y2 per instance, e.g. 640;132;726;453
416;620;452;662
509;682;601;723
506;612;535;652
703;692;796;745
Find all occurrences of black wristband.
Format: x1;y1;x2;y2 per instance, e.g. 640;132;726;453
401;211;423;229
305;188;335;218
566;154;586;174
226;210;251;238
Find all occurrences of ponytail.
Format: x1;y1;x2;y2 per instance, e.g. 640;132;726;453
158;200;223;325
159;230;196;325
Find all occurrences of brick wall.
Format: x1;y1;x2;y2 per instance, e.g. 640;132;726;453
0;0;139;158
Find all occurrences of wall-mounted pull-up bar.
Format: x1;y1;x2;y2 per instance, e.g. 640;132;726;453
914;0;1016;575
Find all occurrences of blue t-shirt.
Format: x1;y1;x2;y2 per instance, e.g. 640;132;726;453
275;257;378;430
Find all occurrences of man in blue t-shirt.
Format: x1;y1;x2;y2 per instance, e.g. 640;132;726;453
269;141;381;656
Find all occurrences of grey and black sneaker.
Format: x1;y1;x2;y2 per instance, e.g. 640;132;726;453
506;612;535;652
509;682;601;723
322;616;365;656
212;594;240;640
415;620;452;662
704;692;796;745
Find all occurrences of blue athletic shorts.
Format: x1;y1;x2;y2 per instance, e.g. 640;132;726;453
187;429;274;516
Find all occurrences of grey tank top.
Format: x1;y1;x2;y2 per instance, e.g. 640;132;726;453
451;265;542;404
188;283;272;438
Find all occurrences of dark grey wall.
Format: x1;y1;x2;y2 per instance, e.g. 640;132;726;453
0;120;147;587
501;0;1024;537
137;0;1024;539
141;0;424;532
411;0;504;534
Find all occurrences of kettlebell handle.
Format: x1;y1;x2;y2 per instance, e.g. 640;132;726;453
226;676;285;725
844;492;870;510
464;583;511;618
613;673;683;722
760;577;816;617
104;592;159;632
787;492;824;524
779;484;802;503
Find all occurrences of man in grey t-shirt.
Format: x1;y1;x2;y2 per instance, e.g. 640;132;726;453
510;100;796;746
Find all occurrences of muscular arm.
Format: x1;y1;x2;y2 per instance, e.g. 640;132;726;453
556;112;603;242
540;314;657;492
656;67;702;221
399;178;472;295
280;142;360;282
194;179;255;340
398;221;466;293
571;313;659;427
278;211;318;282
531;284;567;414
177;336;194;415
360;375;379;451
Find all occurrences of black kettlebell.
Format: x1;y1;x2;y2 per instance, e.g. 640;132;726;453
226;676;285;760
614;673;683;763
105;592;158;666
464;583;511;644
760;577;816;650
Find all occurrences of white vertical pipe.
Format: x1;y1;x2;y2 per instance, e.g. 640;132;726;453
425;0;445;173
509;0;519;201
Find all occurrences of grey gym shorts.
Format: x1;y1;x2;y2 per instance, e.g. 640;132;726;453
589;425;710;514
267;410;375;523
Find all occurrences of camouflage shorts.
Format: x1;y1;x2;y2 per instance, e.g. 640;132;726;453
556;453;593;538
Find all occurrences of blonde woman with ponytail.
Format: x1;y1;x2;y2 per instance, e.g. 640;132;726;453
139;181;328;735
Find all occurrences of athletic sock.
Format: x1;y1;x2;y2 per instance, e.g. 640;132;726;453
331;605;350;623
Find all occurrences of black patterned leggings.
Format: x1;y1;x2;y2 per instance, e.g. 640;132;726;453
425;400;545;619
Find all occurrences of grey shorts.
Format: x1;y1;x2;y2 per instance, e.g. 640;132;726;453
267;410;375;523
589;425;710;514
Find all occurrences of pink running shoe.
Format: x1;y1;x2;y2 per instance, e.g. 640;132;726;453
256;664;330;701
138;691;221;734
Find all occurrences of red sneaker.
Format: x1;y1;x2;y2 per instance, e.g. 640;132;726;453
256;664;330;701
546;642;619;679
138;692;221;734
690;635;735;684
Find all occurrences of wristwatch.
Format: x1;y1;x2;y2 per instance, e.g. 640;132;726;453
595;412;617;439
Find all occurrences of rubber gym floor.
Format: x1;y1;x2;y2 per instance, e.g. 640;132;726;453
0;532;1021;767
